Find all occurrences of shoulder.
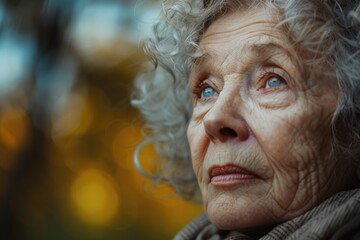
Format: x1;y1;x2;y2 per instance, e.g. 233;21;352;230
330;215;360;240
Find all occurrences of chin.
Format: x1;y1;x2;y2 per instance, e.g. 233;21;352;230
205;192;276;231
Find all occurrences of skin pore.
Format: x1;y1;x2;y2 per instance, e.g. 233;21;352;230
186;6;357;232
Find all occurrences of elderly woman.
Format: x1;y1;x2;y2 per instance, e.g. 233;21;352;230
132;0;360;239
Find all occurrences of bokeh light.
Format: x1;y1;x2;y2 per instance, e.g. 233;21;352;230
51;90;93;138
0;33;35;95
70;168;120;227
0;105;29;171
0;1;202;239
0;105;29;151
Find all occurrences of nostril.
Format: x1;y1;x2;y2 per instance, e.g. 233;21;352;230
219;127;237;138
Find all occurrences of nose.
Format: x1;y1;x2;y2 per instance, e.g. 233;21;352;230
203;96;249;143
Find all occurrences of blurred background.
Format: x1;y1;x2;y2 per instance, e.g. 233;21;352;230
0;0;202;239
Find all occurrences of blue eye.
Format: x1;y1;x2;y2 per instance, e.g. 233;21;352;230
201;86;218;99
265;76;284;88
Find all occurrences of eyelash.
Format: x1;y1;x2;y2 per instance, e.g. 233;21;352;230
256;70;288;92
191;81;216;99
191;68;288;99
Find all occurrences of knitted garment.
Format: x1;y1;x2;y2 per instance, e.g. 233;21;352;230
174;189;360;240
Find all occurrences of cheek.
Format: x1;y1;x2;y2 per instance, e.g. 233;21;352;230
249;113;294;162
253;100;333;166
246;105;335;214
187;120;208;181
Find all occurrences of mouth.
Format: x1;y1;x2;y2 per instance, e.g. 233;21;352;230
208;164;259;186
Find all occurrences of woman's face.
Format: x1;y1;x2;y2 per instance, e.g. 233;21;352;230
187;7;356;230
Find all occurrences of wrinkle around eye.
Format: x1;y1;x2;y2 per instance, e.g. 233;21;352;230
192;104;211;123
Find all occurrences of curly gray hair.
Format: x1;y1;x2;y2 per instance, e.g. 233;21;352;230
132;0;360;201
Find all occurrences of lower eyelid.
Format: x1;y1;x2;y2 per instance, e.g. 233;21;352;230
260;84;288;94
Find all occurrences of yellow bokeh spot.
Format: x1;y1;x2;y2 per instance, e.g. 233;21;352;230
0;106;29;151
70;168;120;226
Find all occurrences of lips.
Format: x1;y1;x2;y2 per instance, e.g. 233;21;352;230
209;164;258;186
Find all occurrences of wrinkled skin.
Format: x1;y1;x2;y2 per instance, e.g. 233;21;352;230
187;7;357;231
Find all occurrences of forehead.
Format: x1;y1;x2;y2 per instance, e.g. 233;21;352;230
193;6;301;72
200;6;285;50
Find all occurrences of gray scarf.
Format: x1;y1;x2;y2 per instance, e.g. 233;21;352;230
174;189;360;240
